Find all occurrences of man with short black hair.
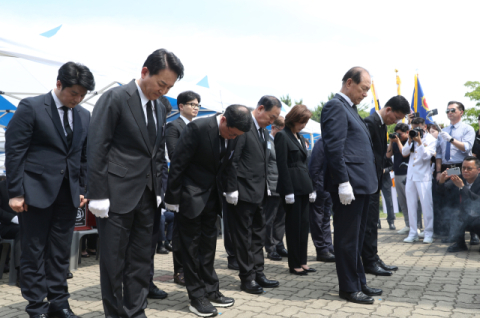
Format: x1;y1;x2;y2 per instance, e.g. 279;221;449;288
6;61;95;318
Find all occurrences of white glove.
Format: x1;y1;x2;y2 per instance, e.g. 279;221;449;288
89;199;110;218
223;191;239;205
309;191;317;203
161;208;166;215
440;131;452;141
165;203;179;212
157;196;162;207
267;189;272;196
285;193;295;204
11;215;19;224
338;182;355;205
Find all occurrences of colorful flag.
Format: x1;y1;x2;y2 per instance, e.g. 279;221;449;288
395;69;401;95
411;74;432;124
369;80;380;115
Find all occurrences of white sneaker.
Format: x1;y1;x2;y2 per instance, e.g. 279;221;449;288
418;231;425;238
423;237;433;244
397;227;410;234
404;236;419;243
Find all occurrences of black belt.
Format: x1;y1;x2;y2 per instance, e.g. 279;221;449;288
441;163;462;172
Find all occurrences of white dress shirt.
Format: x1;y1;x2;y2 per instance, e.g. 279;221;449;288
51;90;73;135
338;92;354;107
180;114;191;125
402;132;437;182
375;110;384;125
135;80;157;130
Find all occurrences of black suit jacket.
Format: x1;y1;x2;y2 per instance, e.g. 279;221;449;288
309;135;327;194
364;112;387;189
0;180;17;224
164;116;238;219
225;120;270;205
165;117;187;160
87;80;166;213
320;94;377;195
5;92;89;209
438;175;480;219
274;127;313;196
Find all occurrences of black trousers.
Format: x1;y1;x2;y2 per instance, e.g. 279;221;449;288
222;197;236;263
171;213;183;274
362;190;381;267
178;189;220;300
264;195;286;254
230;200;266;282
330;190;369;293
149;207;162;288
283;194;310;269
97;187;155;318
0;223;21;268
309;191;334;255
19;179;76;316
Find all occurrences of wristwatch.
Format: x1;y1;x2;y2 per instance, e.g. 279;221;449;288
449;138;454;143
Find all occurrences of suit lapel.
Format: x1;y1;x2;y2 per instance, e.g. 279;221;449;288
45;93;68;149
208;117;220;170
251;122;265;158
286;127;307;156
67;108;82;155
126;80;151;154
152;99;163;156
337;95;373;146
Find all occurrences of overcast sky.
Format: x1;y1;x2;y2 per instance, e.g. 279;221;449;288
1;0;480;124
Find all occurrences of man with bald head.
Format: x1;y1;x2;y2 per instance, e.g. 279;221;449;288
321;67;380;304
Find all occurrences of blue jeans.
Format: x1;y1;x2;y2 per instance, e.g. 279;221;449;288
159;211;175;242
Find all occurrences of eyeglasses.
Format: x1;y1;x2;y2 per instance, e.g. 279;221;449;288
462;167;475;171
446;109;456;114
185;103;201;109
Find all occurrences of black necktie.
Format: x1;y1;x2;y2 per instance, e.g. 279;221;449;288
219;136;226;159
258;128;266;148
352;105;358;113
61;106;73;149
146;101;156;149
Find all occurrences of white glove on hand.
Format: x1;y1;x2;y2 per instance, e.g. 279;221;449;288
157;196;162;207
223;191;239;205
11;215;19;224
161;208;166;215
440;131;452;141
338;182;355;205
165;203;179;212
309;191;317;203
285;193;295;204
89;199;110;218
267;189;272;196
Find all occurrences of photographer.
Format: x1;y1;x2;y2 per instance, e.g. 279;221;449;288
402;117;437;243
437;156;480;252
386;123;423;234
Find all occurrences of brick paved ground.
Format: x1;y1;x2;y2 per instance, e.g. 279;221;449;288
1;218;480;318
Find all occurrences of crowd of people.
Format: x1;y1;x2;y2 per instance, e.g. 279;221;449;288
2;49;480;318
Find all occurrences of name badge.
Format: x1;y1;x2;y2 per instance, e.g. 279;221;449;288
228;150;234;159
267;141;272;149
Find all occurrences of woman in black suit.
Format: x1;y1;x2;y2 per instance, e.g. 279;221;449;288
274;104;315;275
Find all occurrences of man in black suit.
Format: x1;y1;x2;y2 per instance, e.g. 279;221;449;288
361;96;410;277
164;105;252;317
309;136;335;263
87;49;183;318
0;179;20;285
6;62;94;318
224;95;281;294
165;90;201;286
321;67;380;304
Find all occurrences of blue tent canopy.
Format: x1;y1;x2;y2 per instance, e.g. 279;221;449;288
0;95;17;128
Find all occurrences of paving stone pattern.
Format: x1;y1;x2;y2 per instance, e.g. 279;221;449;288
1;218;480;317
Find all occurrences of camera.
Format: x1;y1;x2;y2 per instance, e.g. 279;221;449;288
389;133;400;139
409;127;424;139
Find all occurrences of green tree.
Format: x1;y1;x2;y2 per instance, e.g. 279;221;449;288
464;81;480;131
294;98;304;105
280;94;292;107
311;92;335;122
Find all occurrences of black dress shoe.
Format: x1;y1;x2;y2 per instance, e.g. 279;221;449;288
277;248;288;257
389;223;396;230
470;233;479;245
289;268;308;275
361;284;383;296
364;263;392;276
240;280;263;294
207;291;235;307
447;242;468;253
156;245;169;254
442;237;456;243
267;251;282;261
189;297;218;317
66;272;73;279
148;284;168;299
173;272;185;286
377;220;381;229
302;267;316;272
377;259;398;271
316;252;335;262
256;274;279;288
339;291;374;304
32;314;49;318
227;259;239;270
164;241;173;251
49;308;79;318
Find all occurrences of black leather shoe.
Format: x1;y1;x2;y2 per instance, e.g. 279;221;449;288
361;284;382;296
276;248;288;257
339;291;374;304
148;284;168;299
447;242;468;253
156;245;169;254
470;233;479;245
442;237;456;243
189;297;218;317
289;268;308;275
164;241;173;251
66;272;73;279
316;252;335;262
377;220;381;229
173;272;185;286
389;223;396;230
207;291;234;307
49;308;78;318
256;274;279;288
267;251;282;261
364;263;392;276
227;259;239;270
302;267;316;272
240;280;263;294
377;259;398;271
32;314;49;318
